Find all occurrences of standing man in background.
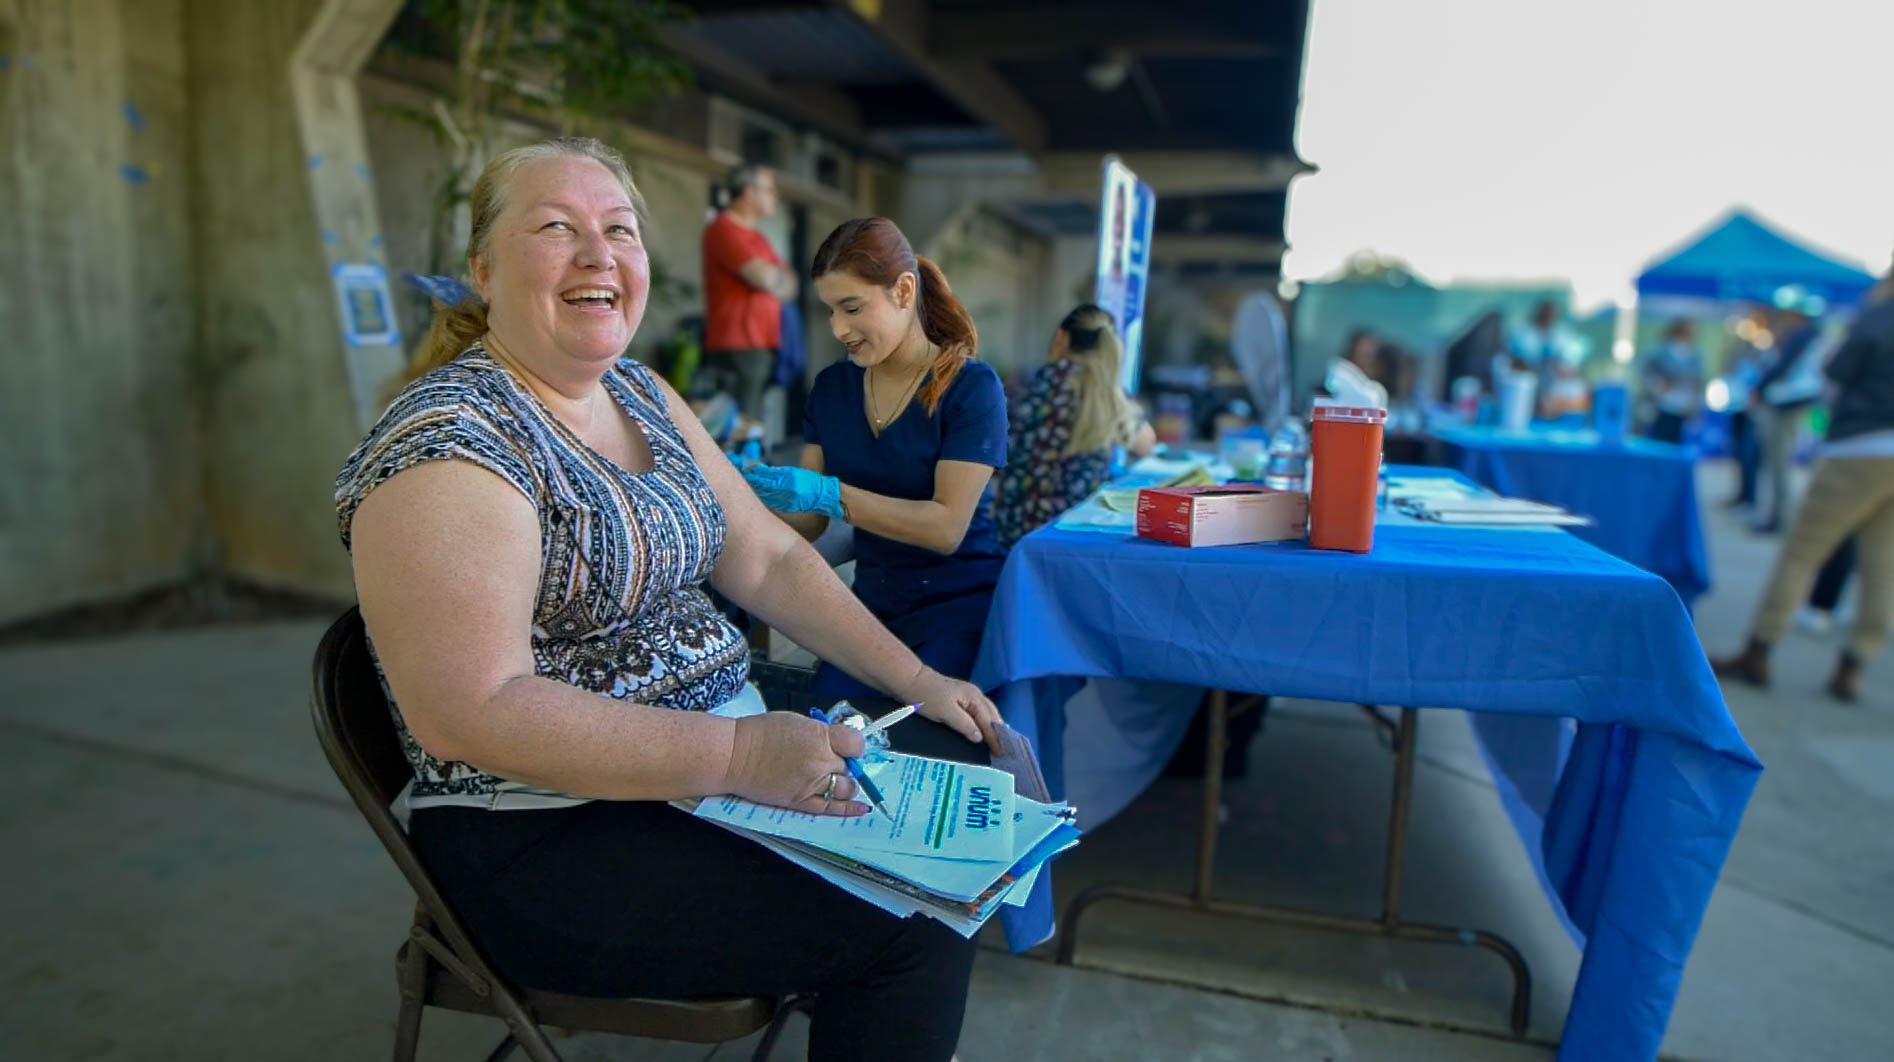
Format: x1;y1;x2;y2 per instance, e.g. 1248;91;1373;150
702;164;797;420
1641;319;1704;444
1753;303;1824;532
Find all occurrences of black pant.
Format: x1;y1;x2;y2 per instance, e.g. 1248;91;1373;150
704;347;775;421
412;716;988;1062
1649;411;1686;445
1730;411;1760;504
1809;538;1858;611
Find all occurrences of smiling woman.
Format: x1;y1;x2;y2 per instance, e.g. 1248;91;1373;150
337;139;1000;1062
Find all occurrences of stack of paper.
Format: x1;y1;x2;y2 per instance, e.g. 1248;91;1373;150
1056;456;1226;532
1396;495;1593;527
681;729;1078;936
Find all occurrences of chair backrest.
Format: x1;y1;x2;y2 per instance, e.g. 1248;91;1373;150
309;608;506;986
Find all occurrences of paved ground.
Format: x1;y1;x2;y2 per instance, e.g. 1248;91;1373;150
1;461;1888;1060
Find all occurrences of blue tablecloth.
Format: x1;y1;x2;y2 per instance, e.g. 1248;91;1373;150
976;469;1759;1062
1434;426;1712;604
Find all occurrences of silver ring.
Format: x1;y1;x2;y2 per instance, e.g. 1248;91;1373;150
823;772;840;802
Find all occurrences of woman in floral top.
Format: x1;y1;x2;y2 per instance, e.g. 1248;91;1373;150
995;305;1156;547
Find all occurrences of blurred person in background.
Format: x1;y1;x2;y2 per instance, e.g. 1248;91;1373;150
1721;312;1771;508
994;306;1155;548
740;217;1009;701
1640;319;1704;444
1507;299;1585;414
1752;302;1824;532
1713;276;1894;702
701;164;796;420
1325;328;1390;408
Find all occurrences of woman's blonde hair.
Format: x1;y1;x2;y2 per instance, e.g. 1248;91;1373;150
1059;305;1138;456
400;137;645;385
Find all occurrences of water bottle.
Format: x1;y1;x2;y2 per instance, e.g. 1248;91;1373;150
738;425;764;464
1262;419;1309;492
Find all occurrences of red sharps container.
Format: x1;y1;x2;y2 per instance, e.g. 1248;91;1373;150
1308;405;1386;552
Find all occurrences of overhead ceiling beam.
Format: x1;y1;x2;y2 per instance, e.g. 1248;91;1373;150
1036;151;1312;198
660;27;867;143
828;0;1046;153
1149;236;1286;267
929;6;1277;61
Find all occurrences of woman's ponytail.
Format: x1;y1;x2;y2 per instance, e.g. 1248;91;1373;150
912;255;977;415
399;300;490;389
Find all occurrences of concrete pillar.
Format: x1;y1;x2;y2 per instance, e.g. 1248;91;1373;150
184;0;400;599
290;0;406;430
0;0;202;623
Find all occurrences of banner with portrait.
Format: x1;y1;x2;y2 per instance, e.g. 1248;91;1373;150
1094;156;1157;394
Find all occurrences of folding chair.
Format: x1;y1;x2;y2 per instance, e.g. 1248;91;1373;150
310;607;803;1062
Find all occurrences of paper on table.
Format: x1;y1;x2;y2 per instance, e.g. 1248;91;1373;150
1423;510;1593;526
1400;495;1593;527
1054;494;1135;532
693;754;1017;863
1385;475;1478;500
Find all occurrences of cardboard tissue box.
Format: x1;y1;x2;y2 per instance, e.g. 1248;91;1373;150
1135;485;1309;547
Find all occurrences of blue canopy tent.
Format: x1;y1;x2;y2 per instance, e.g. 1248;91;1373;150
1636;208;1878;308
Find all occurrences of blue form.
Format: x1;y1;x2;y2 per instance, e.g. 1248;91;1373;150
973;467;1759;1062
1435;425;1712;606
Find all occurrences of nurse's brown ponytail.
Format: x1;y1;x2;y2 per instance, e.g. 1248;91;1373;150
911;255;976;414
811;217;979;415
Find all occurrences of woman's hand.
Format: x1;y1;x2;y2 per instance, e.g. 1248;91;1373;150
726;712;869;816
899;668;1003;753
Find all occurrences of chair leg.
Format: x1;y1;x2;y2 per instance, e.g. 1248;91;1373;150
393;942;428;1062
498;1016;564;1062
481;1033;520;1062
750;995;814;1062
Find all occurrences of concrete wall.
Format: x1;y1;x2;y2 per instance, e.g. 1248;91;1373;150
0;0;203;623
923;206;1053;381
186;0;369;600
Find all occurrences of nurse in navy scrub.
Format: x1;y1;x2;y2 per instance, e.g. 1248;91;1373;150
739;217;1008;699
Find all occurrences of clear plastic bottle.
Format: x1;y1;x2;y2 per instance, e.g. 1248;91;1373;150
1262;418;1310;492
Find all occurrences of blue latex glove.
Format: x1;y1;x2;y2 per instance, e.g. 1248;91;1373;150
740;461;844;518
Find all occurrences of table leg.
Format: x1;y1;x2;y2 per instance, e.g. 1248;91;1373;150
1057;696;1533;1038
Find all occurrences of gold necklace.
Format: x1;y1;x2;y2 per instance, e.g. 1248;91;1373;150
867;359;929;430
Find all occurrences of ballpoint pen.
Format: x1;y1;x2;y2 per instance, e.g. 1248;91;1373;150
864;704;917;738
810;709;892;818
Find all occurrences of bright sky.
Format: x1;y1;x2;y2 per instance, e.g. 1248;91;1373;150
1281;0;1894;311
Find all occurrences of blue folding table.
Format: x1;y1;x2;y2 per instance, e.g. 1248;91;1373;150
1433;425;1712;605
978;468;1759;1062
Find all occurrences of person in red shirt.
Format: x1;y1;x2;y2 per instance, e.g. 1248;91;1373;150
701;164;798;418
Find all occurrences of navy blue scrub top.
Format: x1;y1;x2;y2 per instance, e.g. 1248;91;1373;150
804;358;1009;643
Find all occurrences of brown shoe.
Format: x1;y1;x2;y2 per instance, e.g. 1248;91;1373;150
1828;652;1862;703
1711;638;1771;688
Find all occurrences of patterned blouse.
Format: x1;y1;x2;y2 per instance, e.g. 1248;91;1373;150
994;359;1127;549
335;347;749;801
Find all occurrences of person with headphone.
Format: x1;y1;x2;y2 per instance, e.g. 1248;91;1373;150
739;217;1009;706
701;163;797;419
